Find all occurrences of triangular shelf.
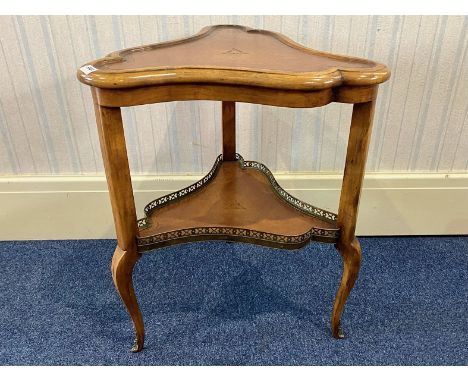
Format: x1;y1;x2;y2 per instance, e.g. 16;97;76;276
137;154;339;252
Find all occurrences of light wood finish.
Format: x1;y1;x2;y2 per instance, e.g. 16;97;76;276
79;24;390;352
78;25;389;91
111;245;144;352
93;83;376;108
92;89;144;352
331;98;377;338
222;102;236;160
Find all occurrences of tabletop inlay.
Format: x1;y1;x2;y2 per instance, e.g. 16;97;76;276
78;25;390;90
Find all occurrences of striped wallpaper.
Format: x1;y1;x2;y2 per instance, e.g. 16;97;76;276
0;15;467;175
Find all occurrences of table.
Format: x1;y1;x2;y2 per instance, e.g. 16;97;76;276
77;25;390;352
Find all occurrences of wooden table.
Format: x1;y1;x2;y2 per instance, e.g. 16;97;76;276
77;25;390;352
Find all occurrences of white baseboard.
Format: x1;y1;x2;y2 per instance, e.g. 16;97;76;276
1;172;467;240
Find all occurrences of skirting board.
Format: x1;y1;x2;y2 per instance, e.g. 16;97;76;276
0;173;467;240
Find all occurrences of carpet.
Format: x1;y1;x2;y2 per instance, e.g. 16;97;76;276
0;237;466;365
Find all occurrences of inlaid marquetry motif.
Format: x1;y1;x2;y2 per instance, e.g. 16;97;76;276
222;48;248;54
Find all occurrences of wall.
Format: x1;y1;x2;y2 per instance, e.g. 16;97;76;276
0;15;467;239
1;15;467;175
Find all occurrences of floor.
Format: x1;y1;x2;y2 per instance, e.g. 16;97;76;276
0;237;466;365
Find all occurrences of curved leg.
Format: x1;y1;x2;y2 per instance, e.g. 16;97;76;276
112;245;145;352
331;238;362;338
92;93;144;352
331;98;376;339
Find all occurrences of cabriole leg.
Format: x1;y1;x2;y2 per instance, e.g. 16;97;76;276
331;95;376;338
92;88;145;352
331;238;362;338
112;245;144;352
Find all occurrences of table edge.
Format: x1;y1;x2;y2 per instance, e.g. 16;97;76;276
77;25;391;90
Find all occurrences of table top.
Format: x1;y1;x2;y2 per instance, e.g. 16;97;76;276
77;25;390;91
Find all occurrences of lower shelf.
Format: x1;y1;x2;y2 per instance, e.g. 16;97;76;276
137;154;339;252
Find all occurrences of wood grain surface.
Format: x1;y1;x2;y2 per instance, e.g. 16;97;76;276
78;25;390;90
138;160;336;239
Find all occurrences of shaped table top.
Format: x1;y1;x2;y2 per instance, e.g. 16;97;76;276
78;24;390;90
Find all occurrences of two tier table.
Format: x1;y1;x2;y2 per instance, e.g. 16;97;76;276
77;25;390;352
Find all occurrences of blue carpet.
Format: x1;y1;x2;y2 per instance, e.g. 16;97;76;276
0;237;466;365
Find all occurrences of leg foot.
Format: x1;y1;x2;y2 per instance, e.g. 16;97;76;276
331;238;361;339
112;244;145;352
131;336;144;353
336;323;345;339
